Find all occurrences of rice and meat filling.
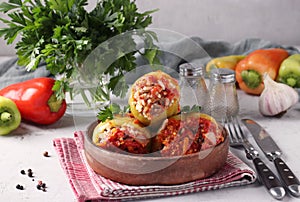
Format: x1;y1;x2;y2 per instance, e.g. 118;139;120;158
93;119;151;154
132;74;179;120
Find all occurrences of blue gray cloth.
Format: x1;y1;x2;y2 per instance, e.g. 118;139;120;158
134;37;299;81
1;37;299;89
137;37;299;72
0;57;50;89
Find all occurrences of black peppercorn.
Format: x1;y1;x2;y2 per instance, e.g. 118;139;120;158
27;169;33;177
43;151;49;157
16;184;24;190
36;181;47;191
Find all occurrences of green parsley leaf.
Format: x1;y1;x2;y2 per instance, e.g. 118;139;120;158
180;105;202;113
97;103;130;122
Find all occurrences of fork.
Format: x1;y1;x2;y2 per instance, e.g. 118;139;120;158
224;116;286;200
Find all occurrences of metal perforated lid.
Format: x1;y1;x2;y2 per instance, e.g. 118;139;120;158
179;63;204;77
210;68;236;83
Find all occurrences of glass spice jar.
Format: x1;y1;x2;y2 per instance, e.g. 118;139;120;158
179;63;209;113
208;68;239;122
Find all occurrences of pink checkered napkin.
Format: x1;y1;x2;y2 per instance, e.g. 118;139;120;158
53;131;256;202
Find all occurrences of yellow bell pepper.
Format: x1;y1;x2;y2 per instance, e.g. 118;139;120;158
206;55;246;73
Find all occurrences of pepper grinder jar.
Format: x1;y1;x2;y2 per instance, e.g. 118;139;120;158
179;63;209;113
208;68;239;122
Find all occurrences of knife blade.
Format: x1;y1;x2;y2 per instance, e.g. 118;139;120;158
242;118;300;197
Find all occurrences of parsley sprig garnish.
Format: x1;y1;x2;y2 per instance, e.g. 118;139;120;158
180;105;202;113
97;103;130;122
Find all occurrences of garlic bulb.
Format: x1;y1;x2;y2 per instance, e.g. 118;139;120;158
259;74;299;116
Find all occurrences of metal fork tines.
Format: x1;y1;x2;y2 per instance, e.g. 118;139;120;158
224;116;286;200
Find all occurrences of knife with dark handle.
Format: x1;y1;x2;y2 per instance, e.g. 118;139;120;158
274;157;300;197
242;140;286;200
253;158;286;199
242;119;300;197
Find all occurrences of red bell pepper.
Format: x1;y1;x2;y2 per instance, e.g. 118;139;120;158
0;77;67;125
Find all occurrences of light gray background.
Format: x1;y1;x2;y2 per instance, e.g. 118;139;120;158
1;0;300;56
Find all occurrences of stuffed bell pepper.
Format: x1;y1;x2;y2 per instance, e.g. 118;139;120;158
92;116;152;154
129;70;180;126
152;113;224;157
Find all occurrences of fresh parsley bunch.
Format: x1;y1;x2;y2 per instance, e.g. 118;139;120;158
0;0;159;101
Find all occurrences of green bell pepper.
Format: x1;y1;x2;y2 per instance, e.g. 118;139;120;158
277;54;300;88
0;96;21;135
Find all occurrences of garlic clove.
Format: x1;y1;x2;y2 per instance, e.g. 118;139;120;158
259;74;299;116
